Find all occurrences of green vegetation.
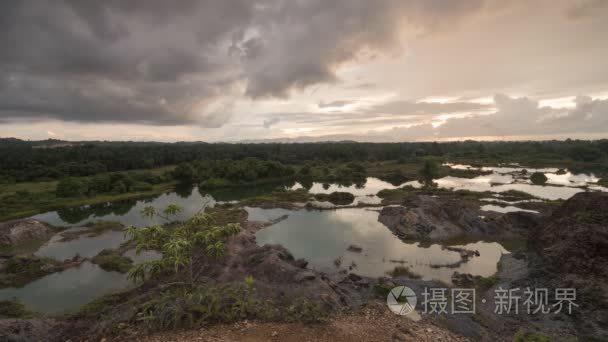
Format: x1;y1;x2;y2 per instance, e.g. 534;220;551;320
59;221;124;242
133;276;324;330
0;254;62;288
181;158;295;187
2;139;607;183
91;249;133;273
241;188;312;208
4;139;605;221
0;180;174;222
74;277;326;333
419;157;440;188
125;206;240;283
377;186;488;204
314;191;355;205
56;170;168;198
530;172;548;185
56;177;87;197
0;299;36;318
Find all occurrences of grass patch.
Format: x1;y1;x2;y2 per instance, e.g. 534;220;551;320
0;299;36;318
135;280;326;330
314;191;355;205
0;255;62;288
0;181;176;222
59;221;124;242
377;186;489;204
91;249;133;273
241;188;312;208
204;205;244;225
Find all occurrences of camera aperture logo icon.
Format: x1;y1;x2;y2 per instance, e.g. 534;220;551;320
387;286;417;315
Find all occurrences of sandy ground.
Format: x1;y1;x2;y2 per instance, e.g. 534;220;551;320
117;306;469;342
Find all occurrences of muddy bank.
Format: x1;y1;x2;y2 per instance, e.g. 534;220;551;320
0;219;53;247
535;191;608;278
378;195;542;241
0;253;85;288
436;192;608;341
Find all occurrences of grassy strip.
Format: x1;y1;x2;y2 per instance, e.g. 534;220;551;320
0;254;63;288
59;221;124;242
241;188;312;208
91;249;133;273
0;181;176;222
0;299;36;318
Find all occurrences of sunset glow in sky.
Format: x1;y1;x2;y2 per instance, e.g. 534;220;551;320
1;1;607;142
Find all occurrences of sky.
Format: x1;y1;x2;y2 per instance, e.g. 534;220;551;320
1;0;608;142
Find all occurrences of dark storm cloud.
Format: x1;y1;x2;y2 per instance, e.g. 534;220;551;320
237;0;487;99
0;0;489;125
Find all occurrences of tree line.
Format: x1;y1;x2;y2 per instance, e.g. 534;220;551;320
1;138;607;183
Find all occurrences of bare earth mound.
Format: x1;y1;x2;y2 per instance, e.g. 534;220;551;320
535;192;608;278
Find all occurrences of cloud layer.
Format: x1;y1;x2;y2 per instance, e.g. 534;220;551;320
0;0;489;126
0;0;607;142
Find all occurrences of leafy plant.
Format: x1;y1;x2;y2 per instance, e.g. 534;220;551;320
126;205;240;283
141;204;182;221
419;157;440;188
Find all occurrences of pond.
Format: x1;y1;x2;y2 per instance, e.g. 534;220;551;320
290;177;410;205
29;181;303;228
36;228;126;261
253;207;510;284
7;168;602;315
30;186;217;228
406;164;607;200
0;262;130;314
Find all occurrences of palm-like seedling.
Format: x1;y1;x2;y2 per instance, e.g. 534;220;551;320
126;204;241;284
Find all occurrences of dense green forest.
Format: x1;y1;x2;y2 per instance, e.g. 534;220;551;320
1;138;607;183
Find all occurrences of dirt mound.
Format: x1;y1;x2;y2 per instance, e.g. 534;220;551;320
535;191;608;278
217;219;373;311
0;319;66;342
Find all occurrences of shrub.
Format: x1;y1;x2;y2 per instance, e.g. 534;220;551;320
0;299;35;319
530;172;548;185
56;177;87;197
126;207;240;283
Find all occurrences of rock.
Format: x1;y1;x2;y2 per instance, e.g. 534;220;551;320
347;273;362;282
271;331;278;337
451;272;475;287
378;195;541;241
346;244;363;253
378;195;487;240
294;258;308;269
294;271;316;282
0;219;52;247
